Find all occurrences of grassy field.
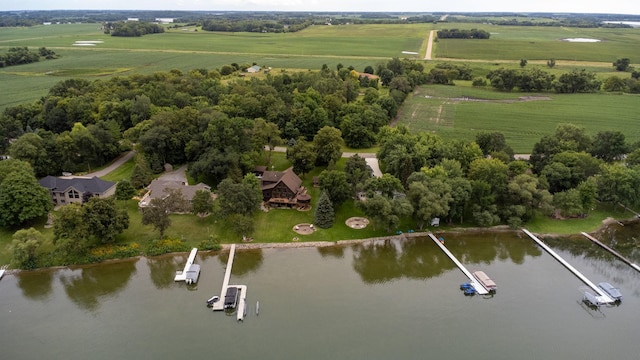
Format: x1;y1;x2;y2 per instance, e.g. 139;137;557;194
0;23;430;110
397;84;640;153
434;24;640;62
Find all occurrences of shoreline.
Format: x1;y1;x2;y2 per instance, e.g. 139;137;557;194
4;217;637;275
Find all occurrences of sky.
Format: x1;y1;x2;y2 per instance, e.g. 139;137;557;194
1;0;640;15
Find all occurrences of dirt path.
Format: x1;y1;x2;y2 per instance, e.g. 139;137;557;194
425;30;435;60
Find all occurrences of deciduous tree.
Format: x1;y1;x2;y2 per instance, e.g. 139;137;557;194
142;197;172;238
0;165;52;227
11;227;43;269
191;189;214;217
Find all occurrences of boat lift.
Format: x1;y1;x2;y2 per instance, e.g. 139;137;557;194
522;229;615;305
174;248;198;282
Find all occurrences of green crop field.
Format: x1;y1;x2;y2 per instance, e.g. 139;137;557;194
434;24;640;62
397;84;640;153
0;23;430;109
1;21;639;150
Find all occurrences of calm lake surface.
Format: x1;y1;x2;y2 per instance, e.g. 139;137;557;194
1;224;639;360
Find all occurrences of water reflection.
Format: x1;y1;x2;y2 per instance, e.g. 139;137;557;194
147;255;184;289
542;220;640;264
59;260;137;311
352;237;456;284
317;245;345;258
17;270;54;300
218;249;264;276
352;232;543;284
441;231;542;265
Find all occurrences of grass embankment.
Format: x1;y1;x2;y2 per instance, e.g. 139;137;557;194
397;84;640;153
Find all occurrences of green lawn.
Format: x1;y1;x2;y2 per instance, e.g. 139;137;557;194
397;84;640;153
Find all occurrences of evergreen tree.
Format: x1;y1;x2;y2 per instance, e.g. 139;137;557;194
314;191;335;229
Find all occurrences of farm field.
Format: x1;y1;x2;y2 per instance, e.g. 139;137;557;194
0;23;428;109
397;84;640;153
1;21;638;150
434;24;640;62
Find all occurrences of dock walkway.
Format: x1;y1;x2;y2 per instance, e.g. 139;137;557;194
427;233;489;295
522;229;615;304
174;248;198;282
581;232;640;273
212;244;236;311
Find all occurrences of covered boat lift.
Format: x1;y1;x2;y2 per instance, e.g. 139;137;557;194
522;229;615;305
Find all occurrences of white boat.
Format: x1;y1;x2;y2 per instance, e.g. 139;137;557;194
598;282;622;301
0;269;5;280
472;271;497;292
206;295;220;307
583;291;603;308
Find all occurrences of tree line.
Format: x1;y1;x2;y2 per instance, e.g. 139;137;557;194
103;21;165;36
0;47;58;68
437;29;490;39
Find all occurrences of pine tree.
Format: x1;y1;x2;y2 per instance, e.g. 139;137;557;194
314;191;335;229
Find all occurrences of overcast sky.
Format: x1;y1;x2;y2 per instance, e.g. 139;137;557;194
2;0;640;15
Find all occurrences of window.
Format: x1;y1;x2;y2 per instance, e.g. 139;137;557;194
69;190;80;199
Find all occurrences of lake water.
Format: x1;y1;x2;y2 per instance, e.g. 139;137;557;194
1;224;639;360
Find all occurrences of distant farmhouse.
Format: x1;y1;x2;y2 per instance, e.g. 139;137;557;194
256;167;310;209
155;18;175;24
247;65;262;73
138;179;212;212
38;176;116;205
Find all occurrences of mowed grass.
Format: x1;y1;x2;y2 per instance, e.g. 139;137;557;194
435;23;640;62
398;84;640;153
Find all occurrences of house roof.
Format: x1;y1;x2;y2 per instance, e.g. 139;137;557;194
38;176;115;194
260;167;302;193
146;179;211;201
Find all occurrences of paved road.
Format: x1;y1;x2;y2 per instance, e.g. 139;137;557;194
85;150;136;178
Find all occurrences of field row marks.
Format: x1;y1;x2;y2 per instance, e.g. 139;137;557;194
434;57;615;68
46;46;393;61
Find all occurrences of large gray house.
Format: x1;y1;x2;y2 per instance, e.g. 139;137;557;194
38;176;116;205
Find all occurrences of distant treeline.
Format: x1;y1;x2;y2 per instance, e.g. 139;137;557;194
445;13;639;28
104;21;165;37
201;19;312;33
0;47;57;68
437;29;490;39
1;10;638;30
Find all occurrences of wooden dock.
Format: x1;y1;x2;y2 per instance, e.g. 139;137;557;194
427;233;490;295
522;229;615;304
581;232;640;273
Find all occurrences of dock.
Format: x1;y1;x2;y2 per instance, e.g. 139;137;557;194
427;233;489;295
235;285;247;321
581;232;640;273
211;244;248;320
522;229;615;304
212;244;236;311
174;248;198;282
